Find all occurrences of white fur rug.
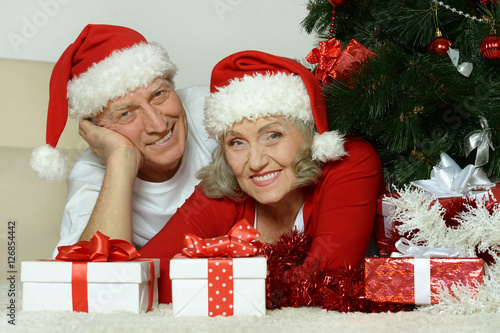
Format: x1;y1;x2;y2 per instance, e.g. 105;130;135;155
2;283;499;333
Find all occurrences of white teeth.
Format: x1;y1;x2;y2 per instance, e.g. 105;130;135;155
153;130;172;145
253;171;279;182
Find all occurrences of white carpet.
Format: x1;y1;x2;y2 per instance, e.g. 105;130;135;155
1;283;499;333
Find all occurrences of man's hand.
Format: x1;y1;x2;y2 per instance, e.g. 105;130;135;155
79;119;143;170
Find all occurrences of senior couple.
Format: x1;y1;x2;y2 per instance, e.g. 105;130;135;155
32;24;385;304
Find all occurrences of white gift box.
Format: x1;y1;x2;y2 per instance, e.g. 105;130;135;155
21;259;159;313
170;255;267;316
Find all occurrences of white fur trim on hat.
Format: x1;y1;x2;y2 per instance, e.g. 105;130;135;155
67;42;177;120
30;144;67;182
204;72;313;140
312;131;346;163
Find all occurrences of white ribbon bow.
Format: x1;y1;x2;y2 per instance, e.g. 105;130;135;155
447;48;473;77
390;238;463;258
465;116;495;167
411;152;494;198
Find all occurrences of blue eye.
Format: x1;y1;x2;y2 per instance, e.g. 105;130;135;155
269;132;282;139
121;111;130;118
229;140;243;147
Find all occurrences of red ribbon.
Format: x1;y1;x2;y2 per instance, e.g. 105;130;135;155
306;38;374;84
71;262;89;312
208;258;234;317
182;219;263;258
55;231;148;312
135;259;156;312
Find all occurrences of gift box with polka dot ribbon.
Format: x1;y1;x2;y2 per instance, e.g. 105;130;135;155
170;255;267;317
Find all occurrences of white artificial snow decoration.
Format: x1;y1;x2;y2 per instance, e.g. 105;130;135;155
385;187;453;247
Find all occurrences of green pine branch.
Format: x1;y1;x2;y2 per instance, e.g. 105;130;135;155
302;0;500;186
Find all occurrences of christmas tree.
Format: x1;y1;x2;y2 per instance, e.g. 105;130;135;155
302;0;500;187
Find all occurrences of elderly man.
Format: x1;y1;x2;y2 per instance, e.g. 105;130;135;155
30;24;216;257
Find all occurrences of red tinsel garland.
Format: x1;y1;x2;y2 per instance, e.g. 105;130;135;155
262;229;413;313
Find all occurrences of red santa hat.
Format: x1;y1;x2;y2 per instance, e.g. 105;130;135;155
204;50;345;163
30;24;177;182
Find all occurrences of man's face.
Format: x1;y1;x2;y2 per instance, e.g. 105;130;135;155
96;78;188;181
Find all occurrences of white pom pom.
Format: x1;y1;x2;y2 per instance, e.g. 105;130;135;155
30;144;67;182
311;131;346;163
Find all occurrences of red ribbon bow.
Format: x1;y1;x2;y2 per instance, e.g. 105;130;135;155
56;231;141;262
55;231;147;313
182;219;263;258
306;38;342;83
306;38;374;84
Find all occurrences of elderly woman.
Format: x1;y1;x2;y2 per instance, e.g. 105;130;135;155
140;50;385;304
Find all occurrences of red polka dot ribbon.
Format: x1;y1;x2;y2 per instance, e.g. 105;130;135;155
207;258;234;316
181;219;263;258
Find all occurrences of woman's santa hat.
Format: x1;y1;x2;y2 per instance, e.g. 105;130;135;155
204;50;346;163
30;24;177;182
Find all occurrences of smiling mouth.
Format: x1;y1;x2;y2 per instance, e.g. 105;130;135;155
152;127;173;145
252;171;280;182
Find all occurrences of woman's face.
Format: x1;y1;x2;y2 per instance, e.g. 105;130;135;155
223;116;304;206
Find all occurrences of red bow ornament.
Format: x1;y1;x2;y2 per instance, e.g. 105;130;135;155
182;219;263;258
56;231;141;262
306;38;374;84
306;38;343;83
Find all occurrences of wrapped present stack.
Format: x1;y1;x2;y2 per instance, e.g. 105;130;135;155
21;232;159;313
169;219;267;317
367;154;500;313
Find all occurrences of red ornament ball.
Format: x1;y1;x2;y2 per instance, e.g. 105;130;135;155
428;36;452;56
476;0;498;6
480;34;500;60
328;0;348;5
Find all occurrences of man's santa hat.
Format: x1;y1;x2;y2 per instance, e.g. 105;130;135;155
204;50;346;163
30;24;177;182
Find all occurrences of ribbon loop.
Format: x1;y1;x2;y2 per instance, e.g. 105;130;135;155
390;238;463;258
182;219;263;258
465;116;495;167
447;48;473;77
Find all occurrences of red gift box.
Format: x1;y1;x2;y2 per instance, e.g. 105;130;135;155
364;257;484;304
374;183;500;247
